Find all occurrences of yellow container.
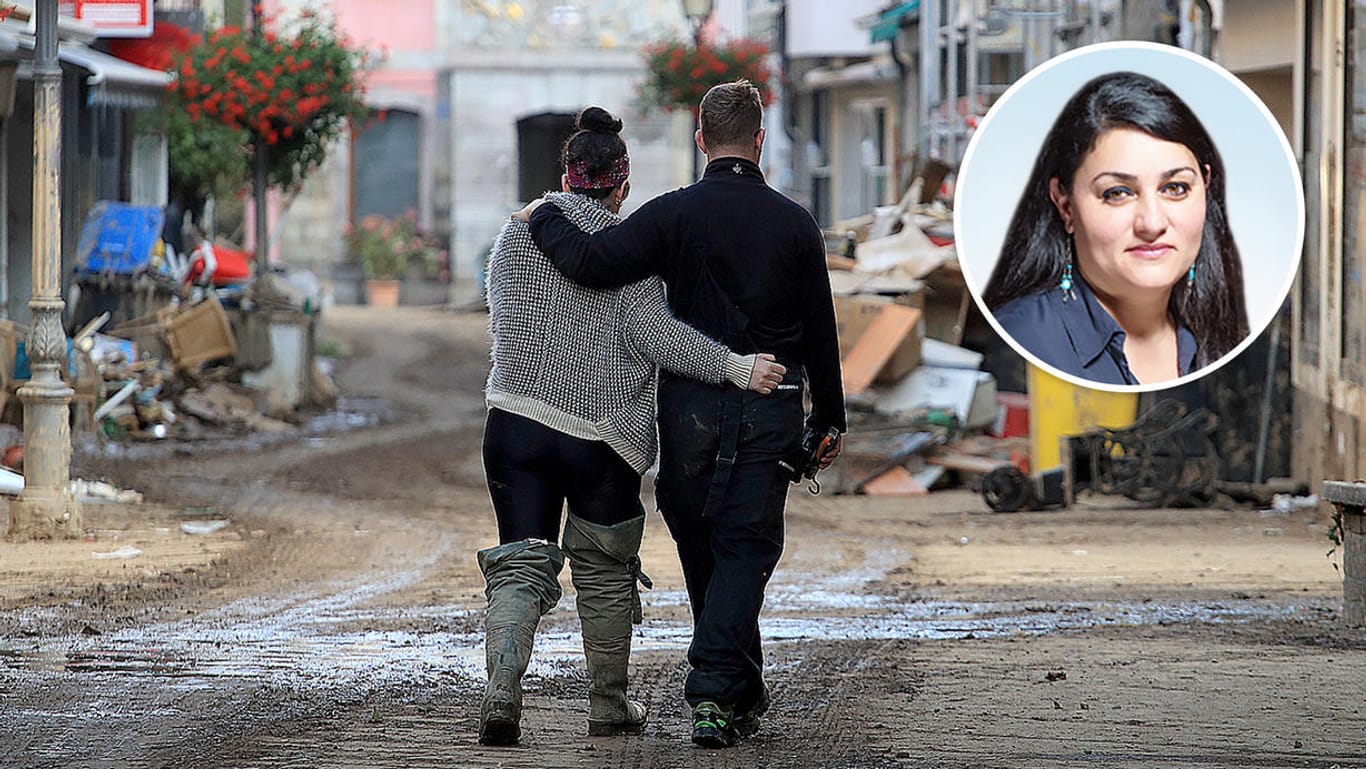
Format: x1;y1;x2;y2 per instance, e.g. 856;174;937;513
1027;364;1138;470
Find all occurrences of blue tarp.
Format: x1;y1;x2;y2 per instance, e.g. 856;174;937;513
74;201;165;276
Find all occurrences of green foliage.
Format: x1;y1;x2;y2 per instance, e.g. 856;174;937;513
347;212;443;280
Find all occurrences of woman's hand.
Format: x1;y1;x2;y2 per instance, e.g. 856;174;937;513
511;198;545;223
747;353;786;394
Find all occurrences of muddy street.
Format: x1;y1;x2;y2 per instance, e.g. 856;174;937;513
2;306;1364;769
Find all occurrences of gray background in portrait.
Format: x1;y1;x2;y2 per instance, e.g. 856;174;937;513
955;44;1302;349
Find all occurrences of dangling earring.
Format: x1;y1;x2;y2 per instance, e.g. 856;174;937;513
1186;262;1195;289
1060;239;1077;302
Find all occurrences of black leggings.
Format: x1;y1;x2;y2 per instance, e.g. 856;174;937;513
482;408;646;543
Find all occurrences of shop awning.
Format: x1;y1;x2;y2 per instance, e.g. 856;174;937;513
10;34;173;109
60;42;173;108
868;1;919;43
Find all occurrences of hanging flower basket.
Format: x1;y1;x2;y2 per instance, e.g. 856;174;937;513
163;5;373;196
640;37;775;115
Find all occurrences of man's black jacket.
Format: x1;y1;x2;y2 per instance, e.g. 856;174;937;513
528;156;846;433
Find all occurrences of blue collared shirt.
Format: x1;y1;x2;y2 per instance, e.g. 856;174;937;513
993;274;1197;386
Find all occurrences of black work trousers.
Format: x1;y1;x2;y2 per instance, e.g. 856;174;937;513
482;407;644;543
654;370;804;711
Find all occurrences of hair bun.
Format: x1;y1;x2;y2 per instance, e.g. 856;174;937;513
576;106;623;135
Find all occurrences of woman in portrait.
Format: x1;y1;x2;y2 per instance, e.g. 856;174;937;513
983;71;1248;386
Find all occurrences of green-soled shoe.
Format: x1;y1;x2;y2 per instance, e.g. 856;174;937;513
691;701;737;748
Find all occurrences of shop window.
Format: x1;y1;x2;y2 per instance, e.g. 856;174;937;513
354;108;422;220
515;112;575;205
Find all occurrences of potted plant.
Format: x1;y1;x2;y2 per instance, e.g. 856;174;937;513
346;213;441;307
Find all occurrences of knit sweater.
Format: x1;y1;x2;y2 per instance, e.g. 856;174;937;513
486;192;751;473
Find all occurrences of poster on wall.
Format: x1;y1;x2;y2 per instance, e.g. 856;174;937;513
58;0;153;38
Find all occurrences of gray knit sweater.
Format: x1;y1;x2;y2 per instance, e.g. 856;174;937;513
486;192;749;473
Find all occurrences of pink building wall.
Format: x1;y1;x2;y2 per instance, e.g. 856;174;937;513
327;0;437;101
250;0;441;265
258;0;438;101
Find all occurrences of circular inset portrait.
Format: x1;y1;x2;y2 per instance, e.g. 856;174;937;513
955;42;1303;392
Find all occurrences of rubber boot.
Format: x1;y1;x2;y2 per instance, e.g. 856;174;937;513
477;539;565;746
562;513;651;736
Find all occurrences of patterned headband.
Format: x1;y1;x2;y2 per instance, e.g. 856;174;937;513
566;154;630;190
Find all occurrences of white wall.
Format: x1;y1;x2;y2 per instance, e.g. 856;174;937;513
787;0;887;58
1221;0;1295;72
448;51;690;302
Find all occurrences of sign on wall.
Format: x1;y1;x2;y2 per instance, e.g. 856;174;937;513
58;0;153;38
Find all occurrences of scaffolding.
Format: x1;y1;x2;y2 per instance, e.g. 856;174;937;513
918;0;1117;167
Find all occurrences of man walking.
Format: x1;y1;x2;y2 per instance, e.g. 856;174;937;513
523;80;845;747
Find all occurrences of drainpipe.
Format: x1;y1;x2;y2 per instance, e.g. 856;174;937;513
888;28;911;190
10;0;80;540
945;0;959;165
919;0;938;163
965;0;978;125
251;4;269;275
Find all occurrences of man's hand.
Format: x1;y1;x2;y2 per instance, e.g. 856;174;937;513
816;433;842;470
511;198;546;223
748;353;786;394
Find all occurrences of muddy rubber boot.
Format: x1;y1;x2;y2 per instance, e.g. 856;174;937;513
563;513;650;736
477;539;565;746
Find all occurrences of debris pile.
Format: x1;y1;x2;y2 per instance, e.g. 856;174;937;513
819;177;1027;497
2;202;335;446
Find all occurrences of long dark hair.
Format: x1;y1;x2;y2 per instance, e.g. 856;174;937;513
983;71;1248;368
561;106;626;199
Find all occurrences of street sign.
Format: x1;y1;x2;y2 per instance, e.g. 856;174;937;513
58;0;153;38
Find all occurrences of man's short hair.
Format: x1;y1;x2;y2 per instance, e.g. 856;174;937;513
700;80;763;148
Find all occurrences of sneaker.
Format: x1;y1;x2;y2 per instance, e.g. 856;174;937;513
733;686;770;738
690;701;737;748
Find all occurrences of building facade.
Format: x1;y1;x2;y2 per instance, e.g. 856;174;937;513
0;7;170;324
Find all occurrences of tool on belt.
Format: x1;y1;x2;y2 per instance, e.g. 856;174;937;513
780;426;841;495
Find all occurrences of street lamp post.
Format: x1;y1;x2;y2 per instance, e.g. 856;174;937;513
9;0;78;540
251;3;270;275
682;0;713;181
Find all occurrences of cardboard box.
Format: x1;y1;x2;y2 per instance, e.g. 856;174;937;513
875;365;998;429
835;295;923;387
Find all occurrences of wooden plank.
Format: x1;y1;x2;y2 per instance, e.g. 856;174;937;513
841;304;921;396
926;451;1012;475
861;465;929;496
826;254;857;271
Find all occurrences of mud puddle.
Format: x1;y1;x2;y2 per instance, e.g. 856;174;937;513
0;592;1326;685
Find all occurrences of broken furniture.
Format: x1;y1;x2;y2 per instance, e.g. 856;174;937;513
983;400;1221;513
